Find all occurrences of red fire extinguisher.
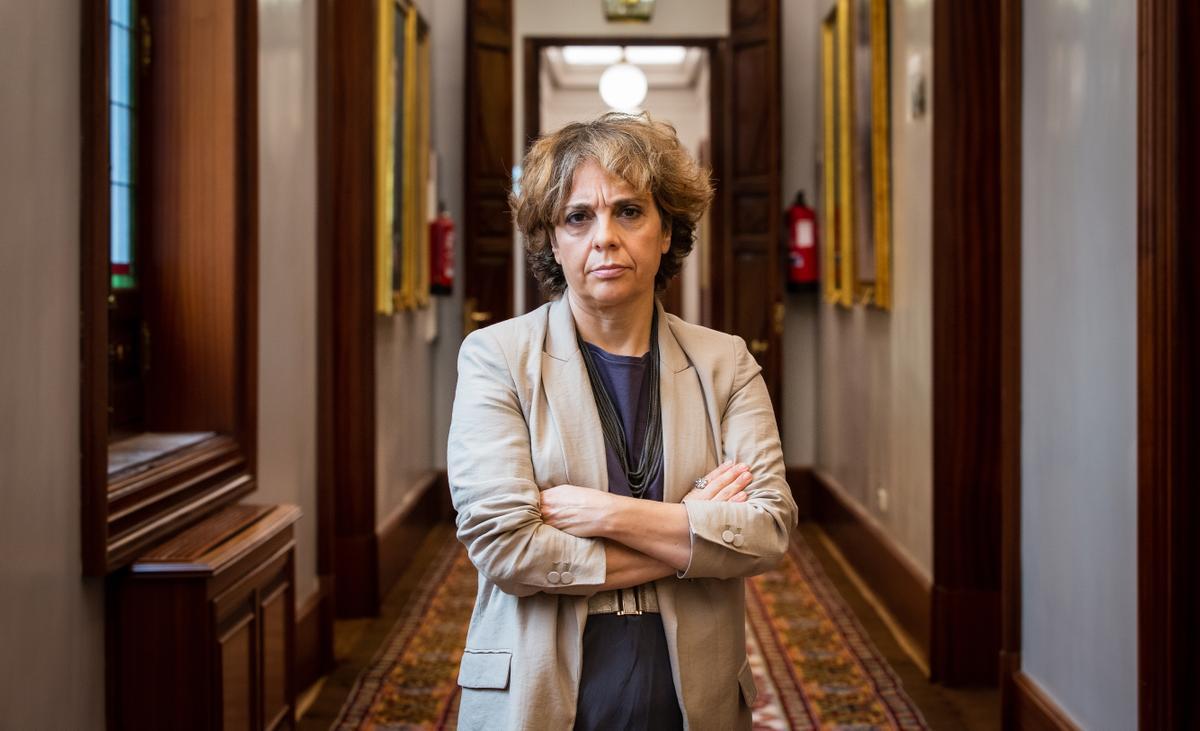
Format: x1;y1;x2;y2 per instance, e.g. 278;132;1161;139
430;202;455;295
785;190;819;292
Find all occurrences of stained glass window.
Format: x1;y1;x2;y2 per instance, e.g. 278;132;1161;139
110;0;137;290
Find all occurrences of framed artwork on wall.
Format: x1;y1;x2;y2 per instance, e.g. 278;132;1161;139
821;7;850;307
843;0;892;309
375;0;432;314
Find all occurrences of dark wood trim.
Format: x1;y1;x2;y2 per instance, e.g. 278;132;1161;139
809;470;932;666
317;0;381;618
238;0;260;484
376;471;454;600
784;465;813;521
80;0;261;576
80;0;110;576
998;0;1024;720
1138;1;1200;727
314;0;339;677
1009;670;1082;731
931;0;1003;685
295;576;335;694
519;35;728;316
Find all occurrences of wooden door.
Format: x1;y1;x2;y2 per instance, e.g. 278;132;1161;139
721;0;783;408
464;0;514;332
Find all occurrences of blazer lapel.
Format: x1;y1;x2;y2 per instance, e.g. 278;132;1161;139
541;298;711;501
656;301;711;504
542;297;608;494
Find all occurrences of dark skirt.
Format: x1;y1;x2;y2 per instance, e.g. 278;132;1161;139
573;614;684;731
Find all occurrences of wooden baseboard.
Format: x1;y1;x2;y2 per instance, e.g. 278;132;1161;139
1008;669;1081;731
785;466;814;520
376;470;452;602
295;576;334;693
933;584;1001;684
808;470;932;665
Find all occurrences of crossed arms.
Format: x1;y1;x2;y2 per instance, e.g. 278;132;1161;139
447;328;797;598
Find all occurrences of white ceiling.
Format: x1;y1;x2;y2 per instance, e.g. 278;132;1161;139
543;46;707;91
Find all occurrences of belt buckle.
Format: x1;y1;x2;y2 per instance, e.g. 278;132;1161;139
616;588;643;616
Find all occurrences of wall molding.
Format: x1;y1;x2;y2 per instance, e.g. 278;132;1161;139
1009;670;1082;731
376;471;453;602
808;470;932;667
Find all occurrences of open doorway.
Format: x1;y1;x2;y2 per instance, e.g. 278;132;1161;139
523;38;722;326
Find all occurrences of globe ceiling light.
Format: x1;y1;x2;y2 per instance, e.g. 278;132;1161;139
599;62;648;113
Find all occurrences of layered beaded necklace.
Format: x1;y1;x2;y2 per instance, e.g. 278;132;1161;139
575;309;664;499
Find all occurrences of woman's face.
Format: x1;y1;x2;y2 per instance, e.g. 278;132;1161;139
551;160;671;311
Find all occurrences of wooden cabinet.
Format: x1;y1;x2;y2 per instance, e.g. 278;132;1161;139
113;504;300;730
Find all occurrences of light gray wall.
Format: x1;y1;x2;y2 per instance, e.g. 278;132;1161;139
1020;0;1138;727
781;0;820;466
257;0;320;604
0;1;107;725
815;0;934;576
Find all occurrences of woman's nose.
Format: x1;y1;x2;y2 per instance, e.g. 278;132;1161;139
591;214;620;249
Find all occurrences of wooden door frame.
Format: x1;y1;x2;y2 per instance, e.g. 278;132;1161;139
997;0;1023;717
520;36;728;326
1137;0;1200;727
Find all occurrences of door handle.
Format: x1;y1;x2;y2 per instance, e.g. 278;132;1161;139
750;338;769;355
463;297;493;334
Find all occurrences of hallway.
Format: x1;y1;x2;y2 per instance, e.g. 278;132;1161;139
297;523;998;729
2;0;1198;729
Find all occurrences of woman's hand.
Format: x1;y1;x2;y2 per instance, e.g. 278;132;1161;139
682;461;754;504
540;484;615;538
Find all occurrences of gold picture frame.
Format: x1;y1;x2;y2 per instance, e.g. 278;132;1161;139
821;8;849;306
375;1;432;315
845;0;891;309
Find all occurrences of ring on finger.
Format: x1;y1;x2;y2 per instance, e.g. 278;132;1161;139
693;477;709;490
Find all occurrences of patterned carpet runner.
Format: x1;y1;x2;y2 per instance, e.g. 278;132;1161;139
333;534;928;730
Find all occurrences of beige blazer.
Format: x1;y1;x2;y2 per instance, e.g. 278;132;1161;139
447;297;797;730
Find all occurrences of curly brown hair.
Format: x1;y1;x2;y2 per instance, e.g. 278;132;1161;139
511;112;714;298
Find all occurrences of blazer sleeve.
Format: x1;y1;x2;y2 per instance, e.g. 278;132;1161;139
447;329;607;597
678;335;798;580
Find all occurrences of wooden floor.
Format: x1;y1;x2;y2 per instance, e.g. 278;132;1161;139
299;521;1000;730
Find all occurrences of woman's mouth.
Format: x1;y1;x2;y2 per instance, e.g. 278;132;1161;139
590;264;628;279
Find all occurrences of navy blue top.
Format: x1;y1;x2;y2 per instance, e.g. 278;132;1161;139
574;342;682;731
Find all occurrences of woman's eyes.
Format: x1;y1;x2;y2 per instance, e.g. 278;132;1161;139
563;207;641;225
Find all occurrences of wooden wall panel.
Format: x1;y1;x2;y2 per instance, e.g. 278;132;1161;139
931;0;1002;685
141;0;240;433
318;0;380;618
1138;0;1200;727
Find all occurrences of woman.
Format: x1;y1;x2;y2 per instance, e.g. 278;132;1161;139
448;113;796;730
